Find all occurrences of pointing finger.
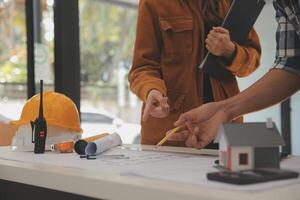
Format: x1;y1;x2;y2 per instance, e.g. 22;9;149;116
174;113;188;127
142;101;153;122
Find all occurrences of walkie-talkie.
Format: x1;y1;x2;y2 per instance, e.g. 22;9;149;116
32;80;47;154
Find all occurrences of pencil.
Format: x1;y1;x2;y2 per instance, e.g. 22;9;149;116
156;124;185;147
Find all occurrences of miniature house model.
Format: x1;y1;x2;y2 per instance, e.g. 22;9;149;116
215;122;285;172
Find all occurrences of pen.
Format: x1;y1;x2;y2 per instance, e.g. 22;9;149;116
156;124;185;147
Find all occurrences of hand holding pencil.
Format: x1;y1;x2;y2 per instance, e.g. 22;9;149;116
156;122;201;148
161;102;228;149
156;124;186;147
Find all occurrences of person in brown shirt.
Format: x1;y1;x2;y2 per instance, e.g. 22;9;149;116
128;0;261;147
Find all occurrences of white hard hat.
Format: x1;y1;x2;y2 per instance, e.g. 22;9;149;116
11;124;81;152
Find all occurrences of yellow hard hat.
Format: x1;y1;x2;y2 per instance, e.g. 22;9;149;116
11;91;83;133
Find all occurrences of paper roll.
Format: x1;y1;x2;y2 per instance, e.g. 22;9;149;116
74;133;109;155
85;133;122;156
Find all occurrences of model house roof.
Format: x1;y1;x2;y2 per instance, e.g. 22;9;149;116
221;122;285;147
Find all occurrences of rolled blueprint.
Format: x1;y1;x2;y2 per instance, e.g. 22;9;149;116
85;133;122;156
74;133;109;155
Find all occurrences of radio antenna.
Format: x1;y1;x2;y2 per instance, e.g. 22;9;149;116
38;80;44;119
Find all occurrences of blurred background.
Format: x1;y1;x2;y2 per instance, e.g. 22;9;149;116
0;0;299;154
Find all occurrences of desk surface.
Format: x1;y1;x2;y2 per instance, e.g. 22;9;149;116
0;145;299;200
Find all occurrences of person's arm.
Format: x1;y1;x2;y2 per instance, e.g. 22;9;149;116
128;0;166;102
170;1;300;149
128;0;170;121
170;69;300;148
222;69;300;119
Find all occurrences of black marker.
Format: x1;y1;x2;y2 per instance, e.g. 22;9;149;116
31;80;47;154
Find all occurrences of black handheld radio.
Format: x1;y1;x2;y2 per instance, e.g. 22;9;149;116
31;80;47;154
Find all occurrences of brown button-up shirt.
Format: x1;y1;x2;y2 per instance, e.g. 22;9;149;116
129;0;261;145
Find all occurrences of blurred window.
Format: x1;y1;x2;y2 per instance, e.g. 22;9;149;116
79;0;141;142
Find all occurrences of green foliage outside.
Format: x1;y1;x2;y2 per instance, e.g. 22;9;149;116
0;1;27;83
79;1;137;85
0;0;137;87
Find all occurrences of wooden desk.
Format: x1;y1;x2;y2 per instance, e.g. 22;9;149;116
0;146;299;200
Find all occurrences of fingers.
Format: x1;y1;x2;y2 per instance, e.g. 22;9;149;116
175;115;194;128
213;26;229;34
206;28;229;45
185;121;200;136
161;97;169;109
182;121;214;149
170;121;212;149
197;132;214;149
205;28;232;57
143;90;160;121
174;103;226;149
185;133;210;149
167;130;189;141
185;134;194;147
151;107;169;118
191;134;203;149
206;42;217;54
206;33;223;44
143;91;170;121
206;33;219;48
206;38;218;49
153;90;164;102
206;31;222;55
185;121;194;134
207;30;220;39
183;133;203;149
160;97;170;115
174;113;188;127
143;105;165;120
142;100;153;122
151;98;169;118
174;108;199;127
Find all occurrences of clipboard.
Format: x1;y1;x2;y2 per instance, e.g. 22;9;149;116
199;0;266;81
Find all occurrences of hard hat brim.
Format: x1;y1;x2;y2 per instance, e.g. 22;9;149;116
10;119;83;133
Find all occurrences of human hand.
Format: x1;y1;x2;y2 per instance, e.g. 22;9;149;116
205;27;236;59
168;102;230;149
142;90;170;121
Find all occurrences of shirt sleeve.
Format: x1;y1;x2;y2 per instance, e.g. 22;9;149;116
223;29;261;78
128;0;167;102
272;0;300;77
272;56;300;77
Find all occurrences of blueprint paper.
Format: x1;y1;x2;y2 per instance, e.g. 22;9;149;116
0;146;299;192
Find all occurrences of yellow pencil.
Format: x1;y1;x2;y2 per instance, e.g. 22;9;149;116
156;124;185;147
